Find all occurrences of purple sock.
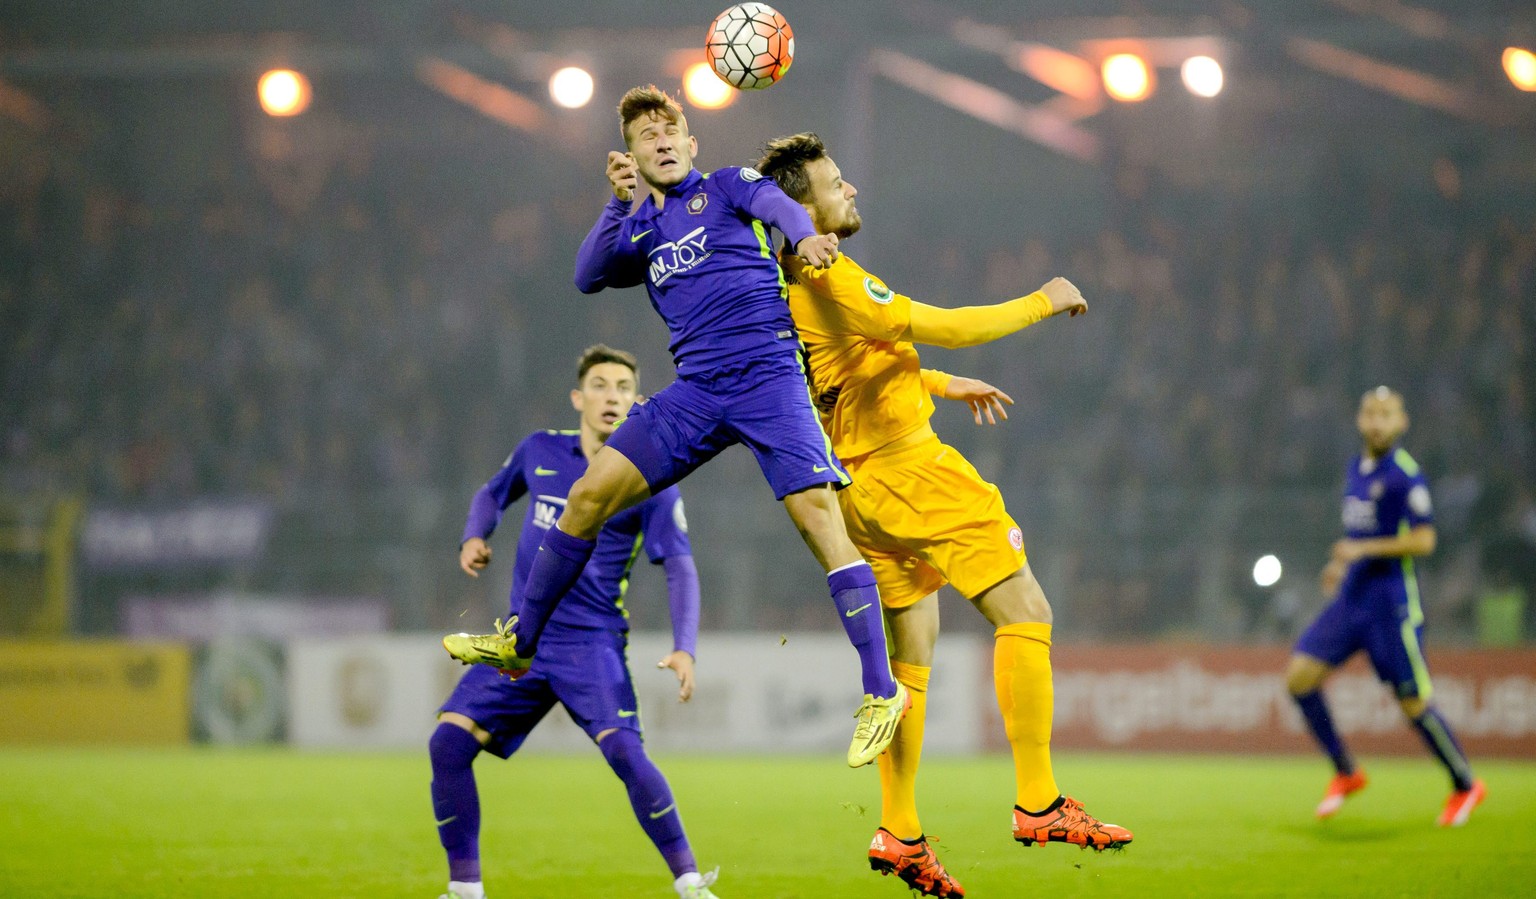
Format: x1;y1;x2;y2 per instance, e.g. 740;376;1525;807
599;729;696;879
828;561;897;698
429;723;483;883
1293;690;1354;775
511;527;596;654
1411;706;1475;791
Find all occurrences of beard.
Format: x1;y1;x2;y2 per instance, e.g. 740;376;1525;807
832;207;862;239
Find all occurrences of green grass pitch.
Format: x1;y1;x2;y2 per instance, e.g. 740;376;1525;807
3;748;1531;897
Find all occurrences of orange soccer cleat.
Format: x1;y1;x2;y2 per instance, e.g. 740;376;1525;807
1315;769;1369;819
868;829;964;898
1436;779;1486;828
1012;797;1133;851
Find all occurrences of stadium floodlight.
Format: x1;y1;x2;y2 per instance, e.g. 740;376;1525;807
1253;554;1282;588
683;61;735;109
549;66;595;109
1181;55;1224;98
257;69;311;117
1505;47;1536;92
1102;53;1152;102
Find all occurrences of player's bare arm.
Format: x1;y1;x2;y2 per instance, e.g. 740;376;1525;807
1331;524;1437;563
657;650;696;703
459;537;492;577
936;374;1016;425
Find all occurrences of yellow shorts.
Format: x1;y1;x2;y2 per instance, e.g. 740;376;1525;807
839;433;1026;609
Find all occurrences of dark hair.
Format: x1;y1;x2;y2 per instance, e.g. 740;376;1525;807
577;344;638;383
618;85;686;146
755;132;827;202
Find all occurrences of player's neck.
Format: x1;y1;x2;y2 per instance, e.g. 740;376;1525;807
580;427;606;461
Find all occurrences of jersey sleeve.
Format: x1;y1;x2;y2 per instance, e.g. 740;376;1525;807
574;195;646;292
1402;470;1434;528
791;254;912;342
461;438;531;543
640;486;693;562
718;166;817;250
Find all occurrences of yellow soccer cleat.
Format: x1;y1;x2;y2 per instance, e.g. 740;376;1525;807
848;681;910;768
442;616;532;677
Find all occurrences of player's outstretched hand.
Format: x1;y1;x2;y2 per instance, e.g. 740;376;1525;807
606;151;638;202
795;233;840;269
459;537;492;577
1039;276;1088;317
941;376;1015;425
657;651;696;703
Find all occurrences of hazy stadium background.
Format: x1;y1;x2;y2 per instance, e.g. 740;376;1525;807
2;1;1535;760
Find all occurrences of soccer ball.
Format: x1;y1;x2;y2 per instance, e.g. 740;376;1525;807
705;3;795;90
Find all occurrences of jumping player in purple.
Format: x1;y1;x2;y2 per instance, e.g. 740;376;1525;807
432;346;720;899
443;85;908;768
1286;386;1486;827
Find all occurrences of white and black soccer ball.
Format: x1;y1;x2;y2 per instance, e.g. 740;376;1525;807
705;3;795;91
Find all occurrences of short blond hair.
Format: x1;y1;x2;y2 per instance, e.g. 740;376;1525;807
617;85;687;146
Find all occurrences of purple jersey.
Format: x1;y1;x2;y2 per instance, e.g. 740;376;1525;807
574;166;818;377
1339;446;1434;594
462;430;691;633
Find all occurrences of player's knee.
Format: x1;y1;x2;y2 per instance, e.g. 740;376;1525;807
1285;658;1323;696
429;721;482;769
1399;696;1428;719
597;728;643;774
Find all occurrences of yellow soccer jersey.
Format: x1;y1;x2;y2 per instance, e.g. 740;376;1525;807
786;253;934;460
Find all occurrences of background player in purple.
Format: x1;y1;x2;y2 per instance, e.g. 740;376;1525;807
431;345;720;899
443;85;908;768
1286;387;1486;827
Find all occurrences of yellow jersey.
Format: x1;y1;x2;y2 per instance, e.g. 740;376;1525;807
785;253;939;460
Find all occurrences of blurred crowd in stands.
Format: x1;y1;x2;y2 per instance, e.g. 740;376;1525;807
2;109;1532;641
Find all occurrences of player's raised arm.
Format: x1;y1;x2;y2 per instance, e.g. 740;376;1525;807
903;277;1087;349
574;151;646;293
728;166;841;269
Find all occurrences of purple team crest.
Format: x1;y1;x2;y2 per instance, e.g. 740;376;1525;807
687;192;708;214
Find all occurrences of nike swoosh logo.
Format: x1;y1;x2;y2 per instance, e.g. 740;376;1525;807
435;816;457;827
812;465;831;473
649;803;675;819
845;602;873;618
617;709;637;718
631;229;653;243
534;466;558;476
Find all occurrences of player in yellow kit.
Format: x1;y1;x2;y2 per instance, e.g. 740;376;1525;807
758;134;1132;898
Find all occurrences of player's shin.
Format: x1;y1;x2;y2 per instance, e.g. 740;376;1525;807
878;661;930;840
1411;706;1475;791
599;729;697;878
1293;691;1356;775
829;561;898;698
512;527;597;653
995;622;1060;812
429;723;484;884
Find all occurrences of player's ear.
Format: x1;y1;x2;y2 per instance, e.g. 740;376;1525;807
687;133;698;158
570;388;584;412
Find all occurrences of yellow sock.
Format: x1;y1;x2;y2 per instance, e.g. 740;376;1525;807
995;622;1059;812
877;660;929;840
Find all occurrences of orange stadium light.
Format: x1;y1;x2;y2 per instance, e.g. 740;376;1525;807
257;69;311;117
1181;55;1224;98
683;61;735;110
1102;53;1152;102
549;66;594;109
1505;47;1536;91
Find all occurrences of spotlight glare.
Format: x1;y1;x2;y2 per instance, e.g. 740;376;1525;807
1181;55;1224;98
1102;53;1152;102
258;69;311;117
1253;554;1283;588
549;66;595;109
1505;47;1536;92
683;61;735;110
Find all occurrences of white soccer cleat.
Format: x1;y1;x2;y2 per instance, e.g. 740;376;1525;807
674;866;721;898
440;880;485;899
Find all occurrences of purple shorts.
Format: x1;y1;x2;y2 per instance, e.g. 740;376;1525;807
606;351;849;500
1294;575;1430;700
438;629;641;758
